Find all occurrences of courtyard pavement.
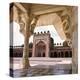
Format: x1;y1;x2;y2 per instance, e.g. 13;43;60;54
10;57;72;70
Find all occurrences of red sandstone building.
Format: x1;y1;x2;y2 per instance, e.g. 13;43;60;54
10;31;72;58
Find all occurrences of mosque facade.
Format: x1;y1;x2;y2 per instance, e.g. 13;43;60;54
10;31;72;58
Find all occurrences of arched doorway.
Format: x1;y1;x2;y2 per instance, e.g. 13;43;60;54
54;52;57;58
50;52;54;58
61;52;64;58
35;41;46;57
65;51;69;57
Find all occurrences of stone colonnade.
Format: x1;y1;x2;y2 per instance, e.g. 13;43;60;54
50;50;72;58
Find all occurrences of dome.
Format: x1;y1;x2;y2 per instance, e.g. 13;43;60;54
63;41;68;47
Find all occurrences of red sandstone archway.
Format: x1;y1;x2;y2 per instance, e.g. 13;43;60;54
35;41;46;57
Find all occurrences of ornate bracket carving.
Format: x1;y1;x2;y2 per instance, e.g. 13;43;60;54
18;13;26;36
30;15;40;34
56;8;73;46
19;13;39;37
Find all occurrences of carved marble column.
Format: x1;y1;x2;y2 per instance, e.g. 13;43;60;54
21;13;30;69
21;14;39;69
57;7;78;73
19;11;31;69
71;7;78;73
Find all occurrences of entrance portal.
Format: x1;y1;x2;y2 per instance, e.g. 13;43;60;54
35;41;46;57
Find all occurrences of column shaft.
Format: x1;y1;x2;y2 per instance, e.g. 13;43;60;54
23;13;30;69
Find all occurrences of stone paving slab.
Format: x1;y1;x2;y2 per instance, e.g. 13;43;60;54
10;57;72;70
10;64;72;77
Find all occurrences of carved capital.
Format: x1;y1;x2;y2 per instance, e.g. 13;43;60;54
56;8;73;46
57;9;72;36
30;15;40;34
18;12;30;35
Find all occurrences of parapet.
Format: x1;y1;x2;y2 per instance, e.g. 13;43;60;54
34;31;50;36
